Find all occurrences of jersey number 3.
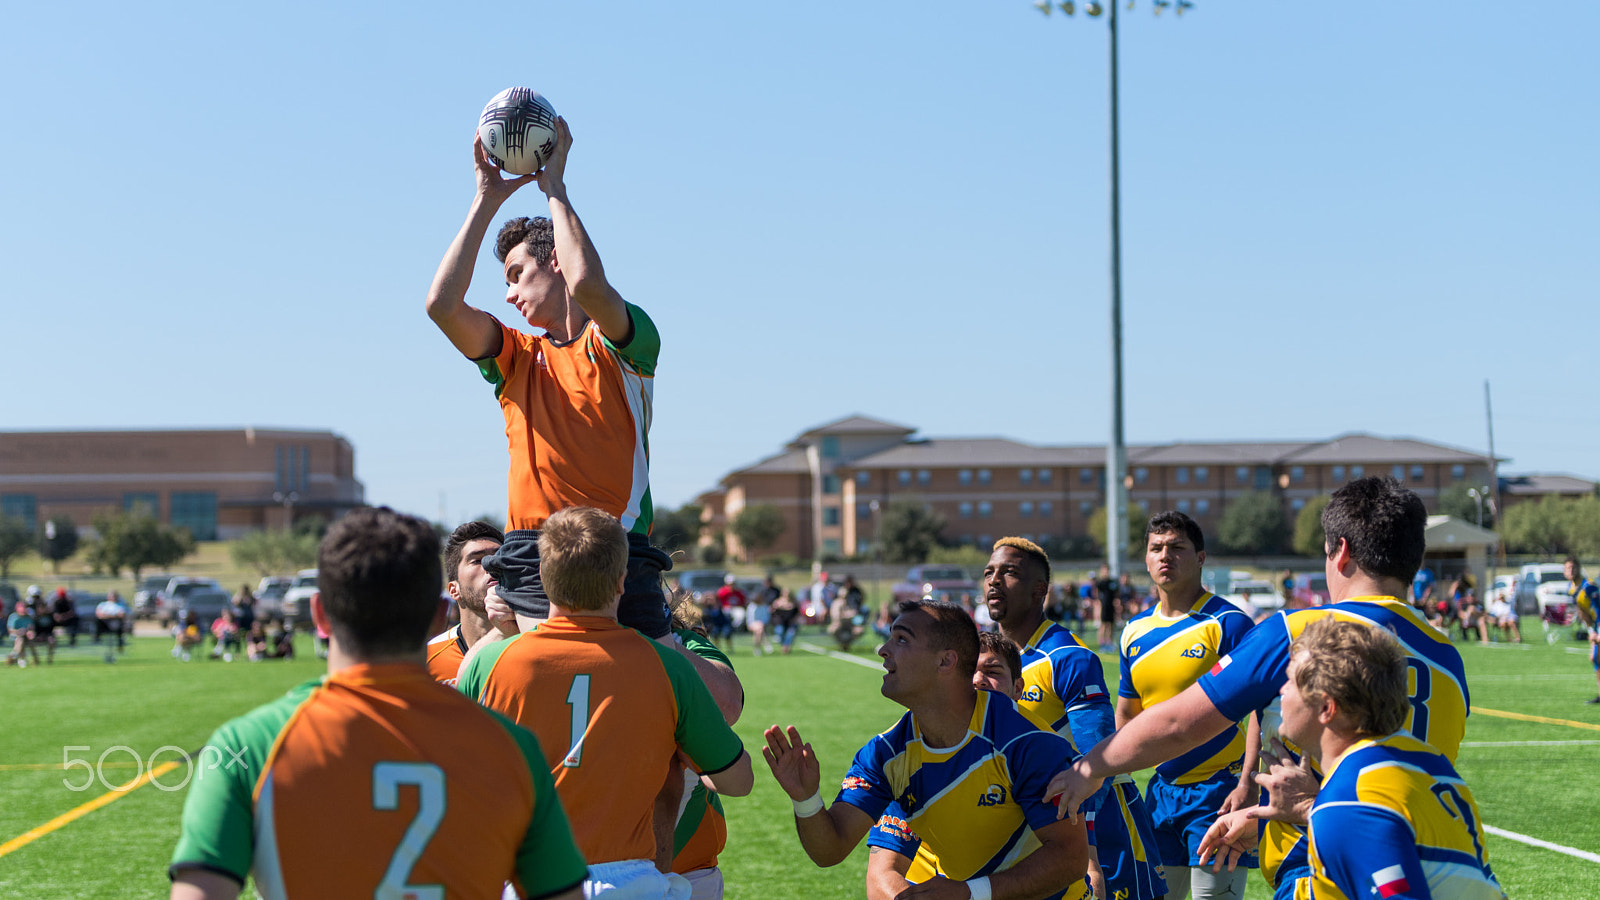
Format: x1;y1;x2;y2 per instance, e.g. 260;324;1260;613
372;762;446;900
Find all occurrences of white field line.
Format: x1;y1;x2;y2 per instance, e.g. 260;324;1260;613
1565;647;1591;655
1485;825;1600;864
1469;674;1591;681
1462;740;1600;747
797;641;882;670
1475;643;1531;650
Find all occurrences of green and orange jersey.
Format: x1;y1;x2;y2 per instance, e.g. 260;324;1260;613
476;304;660;535
169;664;585;900
459;616;744;865
671;628;735;875
425;624;470;686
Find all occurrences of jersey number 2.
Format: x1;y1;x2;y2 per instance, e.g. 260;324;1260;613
564;674;592;768
372;762;446;900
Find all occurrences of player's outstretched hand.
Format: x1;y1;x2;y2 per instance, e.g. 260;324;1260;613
1045;759;1103;823
1196;807;1263;872
1253;739;1317;826
762;724;821;802
535;116;573;198
895;875;973;900
473;133;536;204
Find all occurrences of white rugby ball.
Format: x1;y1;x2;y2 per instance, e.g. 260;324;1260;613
477;87;558;175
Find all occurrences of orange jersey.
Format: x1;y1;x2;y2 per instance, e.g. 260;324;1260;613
170;664;585;900
425;625;469;686
460;616;743;864
477;306;660;535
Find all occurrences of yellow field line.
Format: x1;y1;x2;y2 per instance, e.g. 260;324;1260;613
1475;706;1600;733
0;761;180;858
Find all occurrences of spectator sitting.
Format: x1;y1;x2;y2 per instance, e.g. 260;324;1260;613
52;587;81;647
770;588;800;655
269;619;295;659
245;621;270;661
210;609;241;661
7;600;41;667
827;589;863;651
94;591;129;654
172;611;203;661
1453;576;1485;642
1485;593;1521;643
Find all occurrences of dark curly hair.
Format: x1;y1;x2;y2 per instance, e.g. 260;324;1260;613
494;216;554;265
1145;510;1205;553
1320;476;1427;584
445;520;504;582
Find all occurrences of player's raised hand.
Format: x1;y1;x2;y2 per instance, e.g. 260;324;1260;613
1253;739;1318;826
1196;807;1263;872
1046;759;1104;823
535;116;573;198
762;724;820;801
473;133;536;204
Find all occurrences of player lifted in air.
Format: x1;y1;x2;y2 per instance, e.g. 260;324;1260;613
169;507;585;900
765;598;1090;900
1048;477;1469;900
1201;618;1505;900
426;113;673;639
458;506;753;899
427;520;505;685
1116;513;1258;899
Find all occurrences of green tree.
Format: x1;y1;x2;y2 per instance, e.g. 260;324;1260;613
1291;495;1332;557
1085;503;1147;560
1504;495;1600;556
879;499;946;564
37;516;80;574
1438;483;1495;529
87;511;196;581
231;529;319;576
730;504;786;561
1218;491;1288;555
651;504;704;556
0;516;32;579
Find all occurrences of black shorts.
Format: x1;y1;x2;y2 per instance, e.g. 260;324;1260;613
1099;597;1118;624
483;529;673;639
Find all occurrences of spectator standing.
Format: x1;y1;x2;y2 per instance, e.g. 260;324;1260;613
31;590;58;663
770;589;801;654
747;578;773;656
1094;564;1118;652
230;585;256;634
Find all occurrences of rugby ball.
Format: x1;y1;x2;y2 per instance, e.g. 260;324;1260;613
478;88;558;175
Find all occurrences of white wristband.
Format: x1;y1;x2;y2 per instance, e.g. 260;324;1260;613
791;790;825;818
965;876;992;900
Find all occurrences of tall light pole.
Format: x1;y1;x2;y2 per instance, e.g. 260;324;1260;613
1033;0;1194;577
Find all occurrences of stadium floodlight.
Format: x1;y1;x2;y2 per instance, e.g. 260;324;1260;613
1085;1;1104;16
1059;1;1075;14
1034;0;1053;14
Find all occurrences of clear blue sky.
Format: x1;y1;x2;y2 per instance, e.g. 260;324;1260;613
3;1;1595;524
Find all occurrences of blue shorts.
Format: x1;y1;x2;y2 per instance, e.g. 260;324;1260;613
1272;864;1311;900
1089;778;1168;900
1147;773;1258;869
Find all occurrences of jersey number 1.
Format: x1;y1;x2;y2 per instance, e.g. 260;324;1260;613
564;674;592;768
372;762;446;900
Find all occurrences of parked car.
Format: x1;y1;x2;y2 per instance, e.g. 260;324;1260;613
132;573;174;619
281;569;319;624
68;590;107;635
254;576;292;619
0;581;18;610
675;570;729;603
890;565;979;606
1221;578;1283;613
1514;563;1569;616
1290;572;1330;608
155;577;224;627
176;588;233;630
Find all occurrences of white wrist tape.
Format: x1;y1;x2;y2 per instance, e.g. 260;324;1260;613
791;790;825;818
966;875;992;900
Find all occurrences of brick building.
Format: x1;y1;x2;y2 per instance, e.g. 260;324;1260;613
0;429;364;540
699;415;1518;561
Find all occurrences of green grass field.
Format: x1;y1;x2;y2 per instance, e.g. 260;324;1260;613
2;621;1597;898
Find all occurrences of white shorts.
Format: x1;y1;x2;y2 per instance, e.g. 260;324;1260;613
584;859;692;900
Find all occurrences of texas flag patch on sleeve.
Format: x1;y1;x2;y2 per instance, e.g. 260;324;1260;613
1372;864;1410;897
1208;655;1232;677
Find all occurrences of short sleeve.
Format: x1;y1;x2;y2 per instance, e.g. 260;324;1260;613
168;724;257;884
835;739;897;821
1199;613;1293;722
866;802;922;857
1117;636;1138;700
677;628;732;670
1309;803;1430;899
1004;731;1079;832
599;303;660;376
1215;608;1257;657
655;643;744;775
457;635;516;703
497;714;588;899
474;318;523;399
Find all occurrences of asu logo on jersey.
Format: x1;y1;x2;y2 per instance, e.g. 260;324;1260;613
977;784;1008;807
1179;642;1208;660
1020;685;1045;703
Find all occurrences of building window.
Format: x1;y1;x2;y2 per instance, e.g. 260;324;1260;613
898;470;912;486
300;446;311;491
123;492;159;516
1236;466;1250;483
977;534;993;547
1079;468;1095;485
917;470;931;486
1039;468;1053;484
1410;465;1425;482
1019;469;1033;485
1195;467;1208;484
1020;501;1034;517
959;469;972;485
1254;467;1272;490
1451;465;1465;480
977;469;992;485
1196;499;1210;515
822;474;840;495
959;502;974;519
978;501;993;518
1;494;37;530
1290;466;1305;484
1291;498;1306;512
1039;501;1053;517
1391;464;1405;481
823;538;841;555
1079;501;1093;516
1175;467;1190;485
822;506;841;526
170;492;218;541
1134;467;1149;485
858;502;874;520
1332;465;1345;482
856;471;871;486
820;436;840;458
1176;500;1191;514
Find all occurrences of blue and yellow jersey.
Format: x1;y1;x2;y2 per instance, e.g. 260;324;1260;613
1569;578;1598;627
837;689;1086;898
1018;620;1114;743
1197;596;1470;888
867;802;942;883
1302;734;1505;900
1118;592;1255;786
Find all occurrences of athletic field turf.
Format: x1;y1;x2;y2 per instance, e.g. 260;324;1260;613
2;622;1596;898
